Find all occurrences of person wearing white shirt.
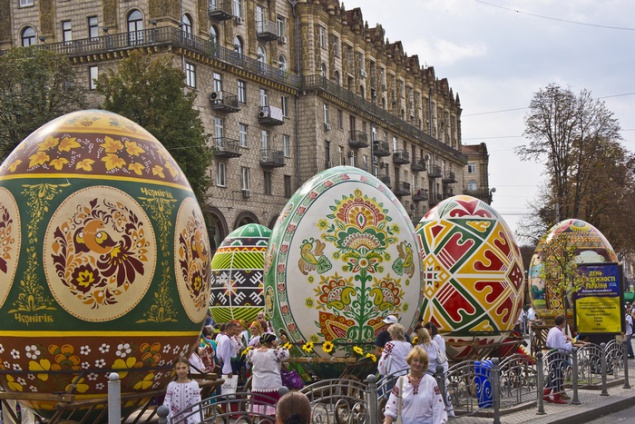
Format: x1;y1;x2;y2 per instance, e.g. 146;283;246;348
544;315;572;404
216;322;237;377
527;306;536;334
625;310;633;359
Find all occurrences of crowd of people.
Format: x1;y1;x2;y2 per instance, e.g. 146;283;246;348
161;312;451;423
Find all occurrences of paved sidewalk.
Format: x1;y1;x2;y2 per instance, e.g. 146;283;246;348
450;358;635;424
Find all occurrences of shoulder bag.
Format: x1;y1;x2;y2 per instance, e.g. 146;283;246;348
394;375;404;424
435;341;448;365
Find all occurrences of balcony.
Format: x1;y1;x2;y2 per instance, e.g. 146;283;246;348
256;20;280;42
354;162;370;173
411;158;426;172
429;192;444;206
378;174;391;186
428;164;442;178
442;171;457;184
213;137;241;158
392;150;410;165
373;141;391;157
394;181;411;197
348;130;369;149
260;149;285;168
412;188;428;202
463;188;492;202
208;0;233;21
209;91;240;113
258;106;284;126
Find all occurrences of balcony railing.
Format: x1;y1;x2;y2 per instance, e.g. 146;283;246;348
348;130;369;149
213;137;242;158
256;20;280;42
30;27;301;88
411;158;426;172
442;171;457;183
378;175;391;185
392;150;410;165
258;105;284;125
260;149;285;168
394;181;411;196
428;164;442;178
412;188;428;202
210;91;240;112
429;192;444;206
373;141;391;157
208;0;233;21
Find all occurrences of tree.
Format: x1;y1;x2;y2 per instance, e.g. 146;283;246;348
0;47;87;160
515;83;635;253
96;50;213;204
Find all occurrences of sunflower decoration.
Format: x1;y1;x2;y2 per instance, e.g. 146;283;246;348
411;336;419;345
365;353;377;362
322;341;335;354
241;346;253;356
301;341;315;354
353;345;364;356
281;342;293;351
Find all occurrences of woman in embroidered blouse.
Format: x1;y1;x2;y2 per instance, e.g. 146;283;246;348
383;346;448;424
163;358;202;424
246;333;290;415
377;324;412;377
415;326;447;374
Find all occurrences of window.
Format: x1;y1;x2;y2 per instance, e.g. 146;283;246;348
214;117;224;143
332;35;340;57
19;0;34;6
468;180;477;191
127;10;144;45
277;16;286;37
257;46;267;67
318;26;326;49
325;141;331;165
278;55;287;72
89;66;99;91
216;162;226;187
468;163;476;174
334;70;340;86
185;63;196;88
210;26;218;46
281;96;289;117
284;175;292;198
62;21;72;43
338;146;344;166
320;63;327;78
261;130;269;150
323;103;329;124
21;27;36;46
213;73;223;93
88;16;99;40
260;88;267;107
241;167;250;190
237;80;246;103
233;0;243;21
264;172;272;195
282;134;291;157
337;110;343;129
239;123;248;147
233;36;244;55
181;14;192;37
256;6;264;33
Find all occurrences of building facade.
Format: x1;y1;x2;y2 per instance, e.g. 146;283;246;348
462;142;493;204
3;0;471;251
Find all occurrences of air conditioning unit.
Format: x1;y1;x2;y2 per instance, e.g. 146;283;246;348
324;123;331;131
279;36;287;44
242;189;251;198
360;70;367;78
235;16;244;24
259;108;270;118
210;91;223;101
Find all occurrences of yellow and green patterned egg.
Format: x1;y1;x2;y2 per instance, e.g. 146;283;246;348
210;223;272;324
264;166;424;365
528;219;617;320
0;110;211;417
417;195;525;361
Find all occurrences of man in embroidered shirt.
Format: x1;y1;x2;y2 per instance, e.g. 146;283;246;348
216;321;238;378
544;314;572;404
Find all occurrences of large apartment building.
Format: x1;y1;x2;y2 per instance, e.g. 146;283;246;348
3;0;473;251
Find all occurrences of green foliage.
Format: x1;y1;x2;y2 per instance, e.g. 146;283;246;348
96;50;212;203
0;47;87;161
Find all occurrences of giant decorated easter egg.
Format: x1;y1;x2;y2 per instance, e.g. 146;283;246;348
264;166;424;364
528;219;617;319
0;110;211;417
417;195;525;361
210;223;271;324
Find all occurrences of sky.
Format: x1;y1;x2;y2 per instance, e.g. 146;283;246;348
344;0;635;245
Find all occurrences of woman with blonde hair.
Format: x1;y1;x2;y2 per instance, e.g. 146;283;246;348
377;323;412;377
415;326;447;375
383;346;447;424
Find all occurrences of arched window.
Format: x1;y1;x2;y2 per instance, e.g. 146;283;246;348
21;27;36;46
257;46;266;63
127;10;144;45
233;36;243;55
320;63;327;78
334;70;340;85
181;14;192;38
278;55;287;71
360;85;365;99
210;25;218;45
